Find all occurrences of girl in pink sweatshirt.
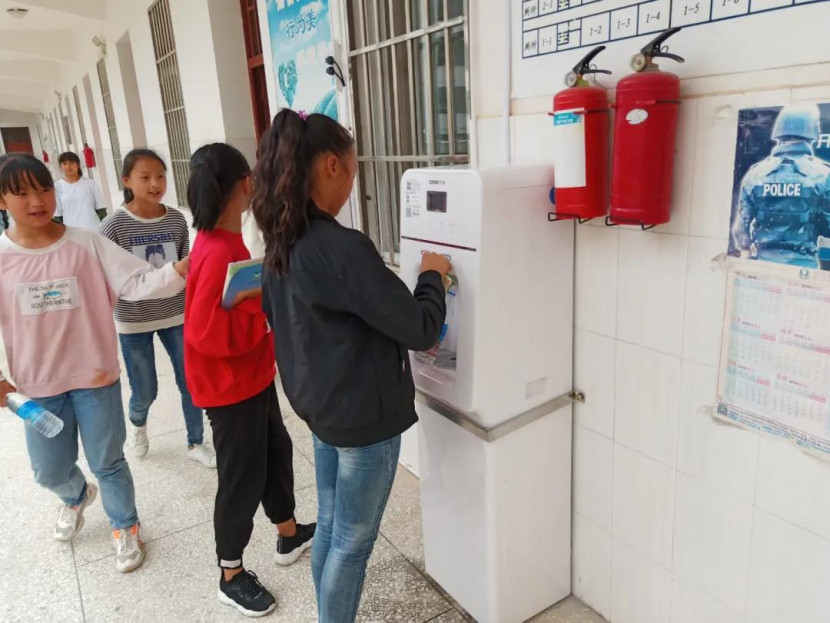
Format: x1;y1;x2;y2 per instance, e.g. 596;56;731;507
0;154;188;573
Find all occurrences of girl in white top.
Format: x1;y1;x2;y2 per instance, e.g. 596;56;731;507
55;151;107;231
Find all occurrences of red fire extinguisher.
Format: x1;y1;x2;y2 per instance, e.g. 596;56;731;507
42;150;49;163
83;143;96;168
548;46;611;223
609;28;684;229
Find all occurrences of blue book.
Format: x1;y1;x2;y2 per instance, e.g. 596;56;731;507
221;258;263;310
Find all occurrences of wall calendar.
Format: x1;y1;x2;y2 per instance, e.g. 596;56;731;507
716;260;830;459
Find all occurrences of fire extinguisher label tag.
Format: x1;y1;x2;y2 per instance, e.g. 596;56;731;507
626;109;649;125
552;109;587;189
553;111;581;126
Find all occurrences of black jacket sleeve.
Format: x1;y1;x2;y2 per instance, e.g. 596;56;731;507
340;235;447;352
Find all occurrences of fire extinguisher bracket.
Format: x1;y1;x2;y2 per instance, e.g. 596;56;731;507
548;211;594;225
604;216;657;231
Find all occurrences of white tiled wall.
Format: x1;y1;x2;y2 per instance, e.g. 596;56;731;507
616;231;688;356
485;66;830;622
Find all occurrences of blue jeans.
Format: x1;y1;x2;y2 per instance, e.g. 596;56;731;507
25;381;139;529
312;434;401;623
119;325;204;446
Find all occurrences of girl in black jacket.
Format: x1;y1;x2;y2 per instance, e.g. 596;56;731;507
252;109;450;622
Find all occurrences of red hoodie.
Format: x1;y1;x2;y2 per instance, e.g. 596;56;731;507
184;229;275;408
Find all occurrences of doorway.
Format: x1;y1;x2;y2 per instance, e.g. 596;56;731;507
1;127;34;155
239;0;271;145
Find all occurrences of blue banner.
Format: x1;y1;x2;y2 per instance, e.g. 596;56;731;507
266;0;339;120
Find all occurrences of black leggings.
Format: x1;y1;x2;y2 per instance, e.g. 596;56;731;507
207;383;295;568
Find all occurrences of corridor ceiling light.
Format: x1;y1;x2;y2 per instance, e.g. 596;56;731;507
6;7;29;18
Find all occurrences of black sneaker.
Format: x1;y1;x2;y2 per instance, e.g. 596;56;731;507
275;522;316;566
218;570;276;618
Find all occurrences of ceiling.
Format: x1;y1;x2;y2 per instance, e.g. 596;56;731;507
0;0;107;113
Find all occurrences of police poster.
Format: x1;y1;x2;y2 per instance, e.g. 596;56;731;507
728;103;830;270
266;0;339;120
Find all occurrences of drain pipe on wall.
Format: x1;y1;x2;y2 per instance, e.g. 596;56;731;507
504;1;512;165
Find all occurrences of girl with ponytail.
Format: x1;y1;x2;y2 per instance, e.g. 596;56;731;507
254;110;451;622
183;142;314;618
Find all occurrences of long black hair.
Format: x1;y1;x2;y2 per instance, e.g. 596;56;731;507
252;109;353;275
0;153;54;196
58;151;83;177
121;148;166;205
187;143;251;232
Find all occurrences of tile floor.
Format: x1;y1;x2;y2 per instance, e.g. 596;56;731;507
0;340;607;623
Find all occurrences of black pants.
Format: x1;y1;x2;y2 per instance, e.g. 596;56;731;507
207;384;295;568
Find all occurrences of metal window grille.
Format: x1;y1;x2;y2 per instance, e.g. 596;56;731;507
57;99;71;147
64;96;76;147
56;109;65;151
97;58;124;190
52;109;63;151
149;0;191;207
72;87;87;145
48;112;59;153
72;86;93;179
345;0;469;262
35;123;45;156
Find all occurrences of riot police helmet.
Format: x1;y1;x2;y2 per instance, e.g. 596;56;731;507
772;103;821;141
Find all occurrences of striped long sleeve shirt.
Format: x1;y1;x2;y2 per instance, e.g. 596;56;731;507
99;206;189;334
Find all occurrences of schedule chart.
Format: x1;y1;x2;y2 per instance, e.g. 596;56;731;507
716;262;830;458
521;0;829;58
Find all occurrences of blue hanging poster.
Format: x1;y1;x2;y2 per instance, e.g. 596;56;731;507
266;0;339;120
728;103;830;271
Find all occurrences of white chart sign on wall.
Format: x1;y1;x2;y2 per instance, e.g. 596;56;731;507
512;0;830;98
716;260;830;459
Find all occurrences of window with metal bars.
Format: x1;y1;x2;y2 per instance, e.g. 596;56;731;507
149;0;191;207
57;99;72;147
72;86;87;145
346;0;469;262
48;112;59;153
97;58;124;190
72;86;94;179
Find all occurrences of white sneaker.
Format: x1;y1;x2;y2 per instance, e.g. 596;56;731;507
54;483;98;542
127;421;149;458
188;443;217;469
114;524;146;573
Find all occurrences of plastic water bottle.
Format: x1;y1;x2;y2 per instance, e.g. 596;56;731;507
6;393;64;438
420;279;459;363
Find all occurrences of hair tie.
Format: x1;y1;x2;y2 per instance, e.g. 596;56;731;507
297;110;308;122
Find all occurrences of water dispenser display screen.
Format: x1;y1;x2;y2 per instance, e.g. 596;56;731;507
427;191;447;213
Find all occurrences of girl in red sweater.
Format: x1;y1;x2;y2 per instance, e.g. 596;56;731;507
183;143;314;618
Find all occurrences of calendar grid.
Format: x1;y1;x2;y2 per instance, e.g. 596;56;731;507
716;263;830;459
521;0;829;58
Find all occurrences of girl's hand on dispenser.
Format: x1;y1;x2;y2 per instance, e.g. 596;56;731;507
421;252;452;278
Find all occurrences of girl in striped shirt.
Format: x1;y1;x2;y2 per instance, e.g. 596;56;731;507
99;149;215;468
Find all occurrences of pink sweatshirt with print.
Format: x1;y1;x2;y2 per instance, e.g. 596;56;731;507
0;227;185;398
